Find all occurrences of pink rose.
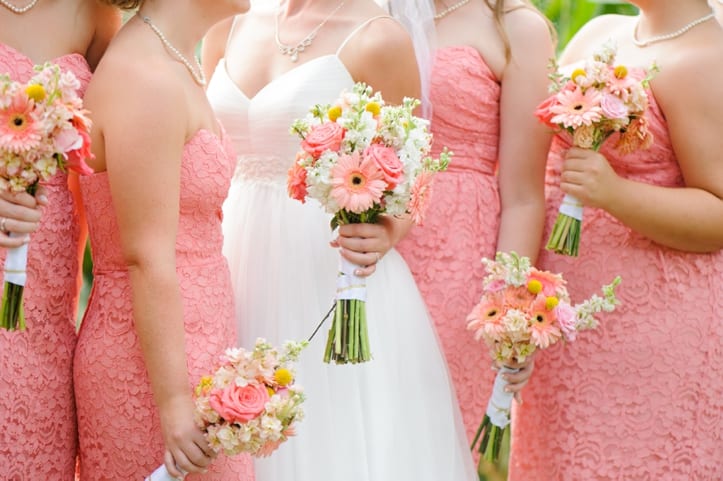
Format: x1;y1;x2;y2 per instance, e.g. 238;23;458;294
209;382;269;424
363;143;403;189
287;159;308;203
600;93;628;120
555;302;577;342
301;122;344;159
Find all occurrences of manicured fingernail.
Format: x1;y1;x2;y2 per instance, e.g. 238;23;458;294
504;387;511;393
38;195;48;204
22;235;30;244
354;269;362;276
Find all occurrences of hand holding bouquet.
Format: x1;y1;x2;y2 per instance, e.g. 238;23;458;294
535;41;655;256
466;252;621;465
146;339;307;481
288;82;450;364
0;63;94;330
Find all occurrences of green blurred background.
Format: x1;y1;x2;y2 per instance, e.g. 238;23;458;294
78;2;639;479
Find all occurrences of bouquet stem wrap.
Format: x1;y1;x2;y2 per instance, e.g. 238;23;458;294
470;366;518;464
145;465;185;481
324;256;370;364
545;193;583;257
0;234;29;330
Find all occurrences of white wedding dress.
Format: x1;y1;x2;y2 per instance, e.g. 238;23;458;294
206;20;476;481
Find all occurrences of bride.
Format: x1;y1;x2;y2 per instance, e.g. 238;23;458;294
203;1;477;479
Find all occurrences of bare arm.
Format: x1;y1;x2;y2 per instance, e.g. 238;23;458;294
86;59;213;476
495;9;554;264
336;17;420;276
201;16;234;85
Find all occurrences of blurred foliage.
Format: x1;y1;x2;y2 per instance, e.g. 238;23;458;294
531;0;638;49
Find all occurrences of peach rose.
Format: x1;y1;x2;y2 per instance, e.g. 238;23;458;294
209;382;269;424
600;92;628;120
363;143;403;190
534;95;559;129
287;160;308;203
301;122;345;159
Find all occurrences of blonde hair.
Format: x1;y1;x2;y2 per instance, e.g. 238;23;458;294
102;0;142;9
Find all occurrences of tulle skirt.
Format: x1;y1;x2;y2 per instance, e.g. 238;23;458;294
222;177;476;481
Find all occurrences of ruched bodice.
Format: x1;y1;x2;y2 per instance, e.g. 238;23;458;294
0;41;92;480
81;129;234;271
429;45;500;175
207;56;353;184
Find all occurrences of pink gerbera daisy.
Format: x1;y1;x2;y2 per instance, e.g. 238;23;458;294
0;90;42;153
466;291;506;342
529;295;562;349
408;170;434;224
330;152;386;213
550;86;603;129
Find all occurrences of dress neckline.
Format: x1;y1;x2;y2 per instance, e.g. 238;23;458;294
216;54;354;101
0;41;90;70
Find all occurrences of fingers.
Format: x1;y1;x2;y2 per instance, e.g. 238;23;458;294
163;450;185;479
168;436;214;476
34;185;49;207
0;231;30;249
0;189;39;209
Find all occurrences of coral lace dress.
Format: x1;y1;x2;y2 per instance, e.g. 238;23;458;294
509;87;723;480
0;42;90;480
74;129;254;480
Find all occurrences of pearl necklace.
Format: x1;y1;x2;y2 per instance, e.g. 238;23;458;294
139;14;206;86
275;1;346;63
633;12;715;47
434;0;470;20
0;0;39;14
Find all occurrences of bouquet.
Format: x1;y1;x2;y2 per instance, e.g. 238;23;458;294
535;41;655;256
146;338;307;481
0;63;94;330
466;252;621;466
288;82;449;364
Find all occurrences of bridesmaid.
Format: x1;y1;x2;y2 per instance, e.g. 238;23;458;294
73;0;254;479
0;1;119;479
510;1;723;479
394;0;555;443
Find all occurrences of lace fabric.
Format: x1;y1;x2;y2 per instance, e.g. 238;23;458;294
396;45;502;444
508;90;723;480
0;43;91;481
74;130;254;480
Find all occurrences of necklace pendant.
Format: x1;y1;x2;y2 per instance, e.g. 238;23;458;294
290;51;299;62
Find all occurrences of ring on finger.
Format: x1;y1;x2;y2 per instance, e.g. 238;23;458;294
0;217;7;234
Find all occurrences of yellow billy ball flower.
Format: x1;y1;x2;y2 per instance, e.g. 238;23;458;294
328;105;342;121
365;101;381;116
614;65;628;79
25;84;46;102
267;386;276;397
571;68;587;83
195;375;214;396
545;296;559;310
273;368;293;387
527;279;543;295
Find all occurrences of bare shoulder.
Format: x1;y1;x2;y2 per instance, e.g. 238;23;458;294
503;6;555;57
560;14;634;64
202;16;235;79
87;43;186;134
349;17;416;72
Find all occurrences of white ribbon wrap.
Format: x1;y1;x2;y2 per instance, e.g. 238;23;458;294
558;193;583;221
485;366;519;429
3;240;28;286
336;257;367;302
145;465;186;481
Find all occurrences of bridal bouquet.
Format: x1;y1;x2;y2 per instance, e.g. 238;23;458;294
146;338;307;481
0;63;94;330
288;82;449;364
466;252;621;465
535;41;655;256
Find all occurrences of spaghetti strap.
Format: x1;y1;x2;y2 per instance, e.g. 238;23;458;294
225;15;243;53
336;15;395;56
